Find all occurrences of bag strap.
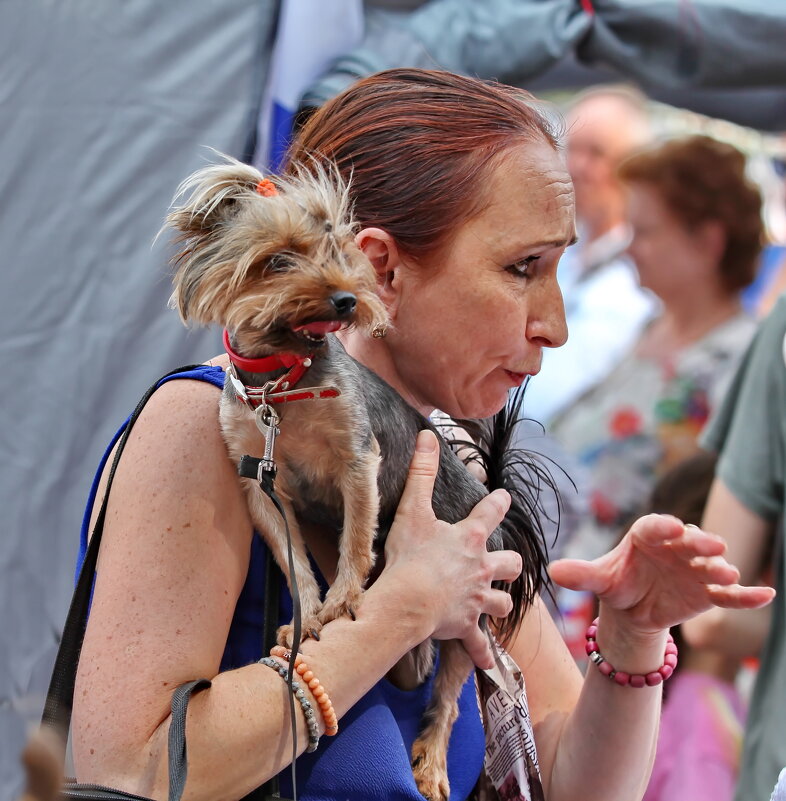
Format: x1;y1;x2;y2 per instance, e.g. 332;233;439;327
42;365;208;801
168;679;213;801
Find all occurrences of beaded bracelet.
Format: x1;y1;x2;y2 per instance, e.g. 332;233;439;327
270;646;339;736
585;618;679;687
258;657;321;753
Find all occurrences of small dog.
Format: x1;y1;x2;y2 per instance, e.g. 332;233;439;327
165;154;539;801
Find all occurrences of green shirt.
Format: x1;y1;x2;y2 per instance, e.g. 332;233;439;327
701;296;786;801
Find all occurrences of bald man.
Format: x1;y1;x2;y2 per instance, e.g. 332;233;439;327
523;87;657;425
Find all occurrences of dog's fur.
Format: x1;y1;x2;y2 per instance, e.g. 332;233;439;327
165;154;542;801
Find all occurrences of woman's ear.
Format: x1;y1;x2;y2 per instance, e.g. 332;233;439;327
697;219;727;266
355;227;404;317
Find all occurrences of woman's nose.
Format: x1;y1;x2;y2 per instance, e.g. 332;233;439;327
528;280;568;348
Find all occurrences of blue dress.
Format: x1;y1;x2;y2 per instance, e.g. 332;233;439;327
78;365;485;800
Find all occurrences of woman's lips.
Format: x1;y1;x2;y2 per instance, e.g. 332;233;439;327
504;369;529;387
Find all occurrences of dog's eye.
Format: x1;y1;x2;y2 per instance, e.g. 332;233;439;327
266;254;293;272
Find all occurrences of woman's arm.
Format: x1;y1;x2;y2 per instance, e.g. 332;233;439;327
682;477;774;655
72;385;519;801
510;513;773;801
508;595;665;801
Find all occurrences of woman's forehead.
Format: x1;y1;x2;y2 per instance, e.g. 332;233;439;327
490;141;572;198
471;145;575;249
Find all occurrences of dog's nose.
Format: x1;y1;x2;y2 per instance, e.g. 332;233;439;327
330;291;357;318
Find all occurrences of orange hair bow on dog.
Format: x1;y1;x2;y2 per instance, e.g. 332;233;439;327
256;178;278;197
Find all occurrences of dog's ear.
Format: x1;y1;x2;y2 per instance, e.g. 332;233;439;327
284;159;353;240
163;153;278;324
165;155;273;238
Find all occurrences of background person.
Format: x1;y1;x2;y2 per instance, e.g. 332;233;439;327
552;134;761;564
639;452;748;801
522;85;657;426
683;291;786;801
548;135;762;657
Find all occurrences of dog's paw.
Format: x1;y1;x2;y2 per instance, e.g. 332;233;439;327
411;742;450;801
318;589;363;627
276;617;323;648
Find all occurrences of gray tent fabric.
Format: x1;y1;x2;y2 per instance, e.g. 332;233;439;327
0;2;275;797
302;0;786;115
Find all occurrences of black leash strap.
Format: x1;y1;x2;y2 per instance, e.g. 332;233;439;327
168;679;213;801
238;455;303;801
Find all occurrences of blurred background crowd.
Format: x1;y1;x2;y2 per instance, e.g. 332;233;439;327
3;1;786;799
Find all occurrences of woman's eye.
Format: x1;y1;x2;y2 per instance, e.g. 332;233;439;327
507;256;539;277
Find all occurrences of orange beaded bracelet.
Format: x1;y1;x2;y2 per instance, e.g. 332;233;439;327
271;646;339;736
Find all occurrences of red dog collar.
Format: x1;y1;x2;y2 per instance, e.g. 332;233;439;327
223;329;310;374
223;328;327;406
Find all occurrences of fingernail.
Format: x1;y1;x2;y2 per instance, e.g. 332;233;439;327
415;430;437;453
493;489;511;510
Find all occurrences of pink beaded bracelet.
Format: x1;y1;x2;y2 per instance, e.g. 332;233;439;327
585;618;678;687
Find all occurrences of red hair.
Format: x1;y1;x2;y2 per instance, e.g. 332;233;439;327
286;69;560;262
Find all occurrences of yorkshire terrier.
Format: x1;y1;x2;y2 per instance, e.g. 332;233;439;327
165;154;541;801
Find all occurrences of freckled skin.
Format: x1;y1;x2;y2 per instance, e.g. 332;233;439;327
380;141;574;420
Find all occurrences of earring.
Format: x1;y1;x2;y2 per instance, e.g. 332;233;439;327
371;323;387;339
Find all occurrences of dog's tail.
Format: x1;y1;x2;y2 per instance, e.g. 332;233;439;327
454;386;568;647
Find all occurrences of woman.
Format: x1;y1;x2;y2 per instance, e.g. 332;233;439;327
550;135;763;573
70;71;769;801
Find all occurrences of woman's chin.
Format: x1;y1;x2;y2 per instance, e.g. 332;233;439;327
447;393;509;421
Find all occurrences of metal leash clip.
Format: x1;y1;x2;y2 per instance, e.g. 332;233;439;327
254;402;280;477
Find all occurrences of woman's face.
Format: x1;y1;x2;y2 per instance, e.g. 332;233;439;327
625;183;710;299
386;141;573;419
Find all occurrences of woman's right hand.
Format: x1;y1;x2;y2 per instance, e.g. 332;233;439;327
382;429;522;669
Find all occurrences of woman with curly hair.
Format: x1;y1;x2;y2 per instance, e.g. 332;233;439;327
550;135;763;643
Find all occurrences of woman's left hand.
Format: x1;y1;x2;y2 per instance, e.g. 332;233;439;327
549;513;775;633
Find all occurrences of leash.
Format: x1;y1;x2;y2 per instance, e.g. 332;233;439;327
238;446;303;801
225;328;344;800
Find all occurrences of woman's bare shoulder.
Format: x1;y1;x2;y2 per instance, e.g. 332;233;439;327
134;371;225;449
88;365;248;540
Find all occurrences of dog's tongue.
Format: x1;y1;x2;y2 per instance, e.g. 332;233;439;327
293;320;343;336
